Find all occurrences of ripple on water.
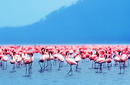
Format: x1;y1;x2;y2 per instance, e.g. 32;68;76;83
0;58;130;85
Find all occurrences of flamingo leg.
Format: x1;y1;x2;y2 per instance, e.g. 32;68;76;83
45;61;49;70
86;58;89;62
76;62;80;71
96;63;99;73
26;64;30;76
58;61;61;71
67;65;73;76
115;61;118;66
2;62;5;70
27;64;31;75
53;60;56;65
99;63;102;73
0;60;2;67
94;62;98;69
82;59;85;63
58;61;63;71
13;64;16;72
1;61;3;70
16;62;21;68
119;62;121;74
128;59;129;66
92;61;93;68
25;64;27;75
108;63;112;71
38;62;43;71
123;62;125;74
16;63;18;68
28;64;31;75
29;63;32;74
42;62;45;71
49;60;52;70
5;62;7;70
107;63;108;68
110;63;112;67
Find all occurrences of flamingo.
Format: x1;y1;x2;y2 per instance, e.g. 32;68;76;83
80;51;87;62
9;51;17;72
0;52;3;67
53;53;65;70
128;53;130;66
0;45;130;76
114;52;126;74
44;52;53;70
15;54;22;68
114;55;121;66
105;53;112;69
1;53;8;70
92;54;98;69
23;53;34;76
74;54;81;71
96;54;105;73
89;54;97;69
65;52;77;75
10;56;16;72
39;52;48;72
105;58;112;70
119;53;128;74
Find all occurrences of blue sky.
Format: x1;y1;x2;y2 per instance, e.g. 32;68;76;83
0;0;130;44
0;0;78;27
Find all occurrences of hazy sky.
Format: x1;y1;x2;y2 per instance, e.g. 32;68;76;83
0;0;78;27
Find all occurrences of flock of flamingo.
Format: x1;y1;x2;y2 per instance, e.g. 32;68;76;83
0;45;130;76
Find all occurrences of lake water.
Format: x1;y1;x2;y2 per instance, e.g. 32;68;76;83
0;54;130;85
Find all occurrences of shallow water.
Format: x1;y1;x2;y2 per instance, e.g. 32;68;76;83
0;55;130;85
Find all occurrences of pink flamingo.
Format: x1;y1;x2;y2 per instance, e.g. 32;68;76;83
15;54;22;68
53;53;65;70
65;52;77;75
105;52;112;69
38;51;48;72
74;54;81;71
1;52;8;70
23;53;34;76
96;54;105;73
10;52;17;72
44;51;53;70
119;53;128;74
0;52;3;67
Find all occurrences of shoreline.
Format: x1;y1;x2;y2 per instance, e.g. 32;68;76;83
0;43;130;46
